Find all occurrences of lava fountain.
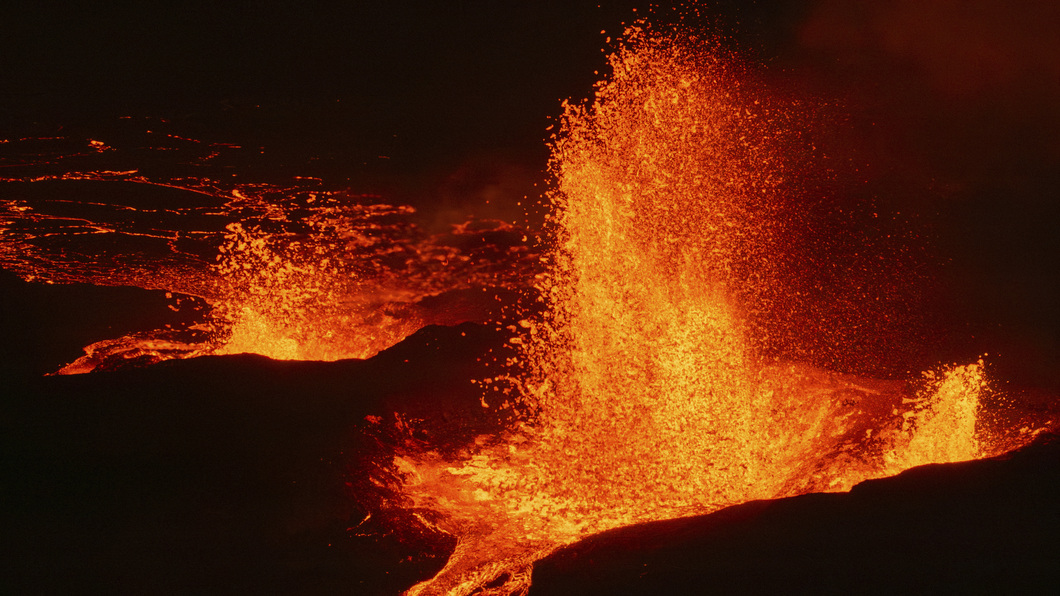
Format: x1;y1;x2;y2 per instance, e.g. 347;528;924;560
2;19;1050;596
392;26;1028;595
523;27;792;511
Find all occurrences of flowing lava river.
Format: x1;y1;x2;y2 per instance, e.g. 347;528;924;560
3;24;1058;596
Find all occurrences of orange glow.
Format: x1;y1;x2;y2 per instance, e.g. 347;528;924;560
886;360;984;471
393;27;1034;595
1;164;535;371
210;218;425;361
0;25;1052;596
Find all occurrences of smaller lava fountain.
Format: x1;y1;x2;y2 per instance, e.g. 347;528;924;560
0;132;537;373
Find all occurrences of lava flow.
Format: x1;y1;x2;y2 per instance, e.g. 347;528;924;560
1;19;1054;596
0;132;538;372
388;26;1051;595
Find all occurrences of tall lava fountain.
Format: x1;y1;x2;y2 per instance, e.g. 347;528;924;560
524;28;789;512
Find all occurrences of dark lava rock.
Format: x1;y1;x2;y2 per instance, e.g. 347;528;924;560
530;433;1060;595
0;269;207;379
1;313;513;595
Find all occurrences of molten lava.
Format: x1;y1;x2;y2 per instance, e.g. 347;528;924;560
1;20;1053;596
0;153;536;371
391;27;1041;595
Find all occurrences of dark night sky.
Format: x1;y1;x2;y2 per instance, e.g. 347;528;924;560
2;0;1057;388
0;2;800;170
4;1;1056;183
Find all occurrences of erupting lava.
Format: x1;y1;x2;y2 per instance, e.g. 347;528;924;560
1;18;1053;596
390;26;1038;595
0;164;535;372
